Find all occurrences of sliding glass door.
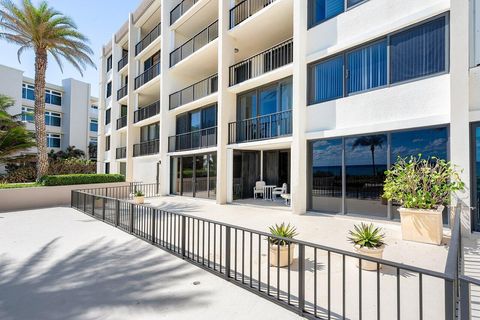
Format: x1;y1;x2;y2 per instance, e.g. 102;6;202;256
472;123;480;232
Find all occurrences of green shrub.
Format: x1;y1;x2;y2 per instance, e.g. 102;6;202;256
383;155;465;210
348;223;385;249
134;190;144;197
41;174;125;186
268;223;298;246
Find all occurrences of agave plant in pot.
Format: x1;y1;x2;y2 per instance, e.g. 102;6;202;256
268;223;298;267
383;155;464;245
133;190;145;204
348;223;386;271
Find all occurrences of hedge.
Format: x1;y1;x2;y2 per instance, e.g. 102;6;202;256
41;174;125;186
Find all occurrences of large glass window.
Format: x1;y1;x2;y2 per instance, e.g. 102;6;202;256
22;84;35;100
140;123;159;142
45;90;62;106
106;55;112;72
45;111;61;127
308;0;344;28
106;82;112;98
105;108;111;125
21;107;34;122
47;133;61;148
90;119;98;132
390;16;447;84
309;56;344;104
105;136;111;151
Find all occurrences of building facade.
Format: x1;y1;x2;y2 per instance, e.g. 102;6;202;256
97;0;478;233
0;64;99;159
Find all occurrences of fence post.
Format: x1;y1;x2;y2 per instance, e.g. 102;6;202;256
298;243;305;316
102;197;106;221
130;203;135;234
151;208;156;244
181;215;186;258
115;199;120;227
91;195;95;216
444;279;455;320
459;278;470;320
225;226;231;280
71;190;74;208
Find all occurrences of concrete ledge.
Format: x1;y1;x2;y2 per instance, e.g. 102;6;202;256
0;182;129;213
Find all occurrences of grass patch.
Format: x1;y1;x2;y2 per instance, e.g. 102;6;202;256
0;182;42;189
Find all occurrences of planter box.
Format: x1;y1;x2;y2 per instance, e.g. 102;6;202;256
269;243;295;267
354;245;384;271
398;206;444;245
134;196;145;204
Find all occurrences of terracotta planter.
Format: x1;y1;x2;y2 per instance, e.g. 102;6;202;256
354;245;385;271
269;243;295;267
134;196;145;204
398;206;444;245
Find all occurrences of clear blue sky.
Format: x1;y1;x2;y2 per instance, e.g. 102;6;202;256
0;0;139;97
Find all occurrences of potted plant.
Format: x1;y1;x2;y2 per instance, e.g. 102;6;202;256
348;223;386;271
133;190;145;204
268;223;298;267
383;155;464;245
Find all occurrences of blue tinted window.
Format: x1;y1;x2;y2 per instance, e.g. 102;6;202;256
21;108;33;122
45;113;61;127
347;40;387;94
23;85;35;100
347;0;366;8
391;16;446;83
310;55;344;104
391;127;448;161
90;121;98;132
309;0;344;27
47;135;61;148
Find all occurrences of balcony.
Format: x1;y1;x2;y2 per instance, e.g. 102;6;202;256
170;0;199;25
116;115;127;130
134;100;160;123
118;55;128;71
170;20;218;67
117;85;128;100
116;147;126;159
135;23;161;56
229;38;293;86
133;139;159;157
228;110;292;144
135;63;160;90
168;127;217;152
169;74;218;110
230;0;277;29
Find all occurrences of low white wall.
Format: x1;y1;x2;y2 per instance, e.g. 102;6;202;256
0;182;129;213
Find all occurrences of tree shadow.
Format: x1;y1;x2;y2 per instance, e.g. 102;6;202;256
0;237;210;320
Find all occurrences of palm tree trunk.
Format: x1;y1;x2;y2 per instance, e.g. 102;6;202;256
34;49;49;181
371;146;376;176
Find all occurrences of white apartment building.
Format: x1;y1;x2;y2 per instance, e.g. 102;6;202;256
0;64;99;160
98;0;479;233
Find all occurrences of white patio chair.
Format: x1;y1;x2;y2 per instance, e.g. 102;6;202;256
272;183;287;200
253;181;266;199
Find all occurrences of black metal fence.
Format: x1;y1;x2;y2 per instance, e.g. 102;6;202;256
170;0;198;25
116;147;126;159
71;186;465;320
169;74;218;110
116;115;127;130
135;23;161;56
170;20;218;67
133;139;159;157
117;84;128;100
230;0;277;29
135;63;161;89
229;38;293;86
168;126;217;152
134;100;160;123
118;55;128;71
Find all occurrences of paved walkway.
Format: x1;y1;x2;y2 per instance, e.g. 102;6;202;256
0;207;303;320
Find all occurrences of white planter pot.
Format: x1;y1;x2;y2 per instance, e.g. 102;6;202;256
134;196;145;204
398;206;444;245
269;243;295;267
354;245;385;271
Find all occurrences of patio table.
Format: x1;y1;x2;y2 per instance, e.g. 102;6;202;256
263;185;276;201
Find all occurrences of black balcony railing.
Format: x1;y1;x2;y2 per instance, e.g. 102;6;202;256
170;0;199;25
116;147;126;159
135;63;161;89
170;20;218;67
169;74;218;110
168;126;217;152
230;0;277;28
135;23;161;56
117;85;128;100
116;115;128;130
133;139;159;157
229;38;293;86
118;55;128;71
228;110;292;144
134;100;160;123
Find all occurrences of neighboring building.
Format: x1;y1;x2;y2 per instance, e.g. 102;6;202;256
98;0;477;232
0;64;99;160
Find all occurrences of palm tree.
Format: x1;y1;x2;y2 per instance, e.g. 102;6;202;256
0;94;35;163
0;0;95;181
352;135;385;176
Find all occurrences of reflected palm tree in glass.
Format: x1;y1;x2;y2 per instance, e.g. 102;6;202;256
352;135;386;176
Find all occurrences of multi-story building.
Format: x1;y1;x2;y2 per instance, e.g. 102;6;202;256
0;64;99;160
98;0;478;233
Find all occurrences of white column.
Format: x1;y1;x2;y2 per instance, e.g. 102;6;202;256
290;0;308;215
97;53;107;173
126;14;137;182
110;35;123;175
450;0;471;234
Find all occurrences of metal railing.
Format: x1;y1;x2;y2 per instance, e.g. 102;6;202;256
116;115;128;130
134;100;160;123
71;187;462;320
117;84;128;100
116;147;126;159
135;63;161;89
168;126;217;152
118;55;128;71
229;38;293;86
170;20;218;67
133;139;159;157
228;110;292;144
230;0;277;29
135;23;161;56
170;0;199;25
169;74;218;110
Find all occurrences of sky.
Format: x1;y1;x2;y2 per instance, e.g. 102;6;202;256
0;0;140;97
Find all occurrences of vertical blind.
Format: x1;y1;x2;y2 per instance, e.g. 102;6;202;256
308;0;344;27
390;16;446;83
347;40;387;94
311;56;344;103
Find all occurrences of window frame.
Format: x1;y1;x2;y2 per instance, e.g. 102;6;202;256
45;111;62;127
105;108;111;125
46;133;61;148
90;119;98;132
307;0;369;29
106;55;113;72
